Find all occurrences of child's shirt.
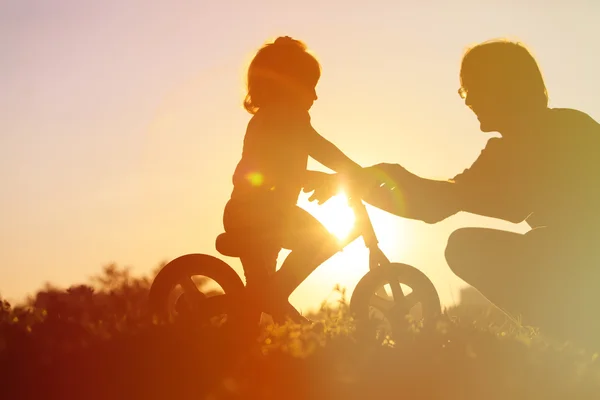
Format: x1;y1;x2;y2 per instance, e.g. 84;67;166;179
229;105;313;211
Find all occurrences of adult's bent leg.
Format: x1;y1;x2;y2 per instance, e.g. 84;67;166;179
444;226;600;346
445;227;532;317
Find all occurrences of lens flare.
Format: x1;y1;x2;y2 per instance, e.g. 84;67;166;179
246;172;264;187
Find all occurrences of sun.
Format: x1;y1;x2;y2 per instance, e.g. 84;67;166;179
294;190;411;312
299;192;356;240
298;189;408;255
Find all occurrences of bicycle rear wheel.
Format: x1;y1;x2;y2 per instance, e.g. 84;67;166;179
149;253;247;325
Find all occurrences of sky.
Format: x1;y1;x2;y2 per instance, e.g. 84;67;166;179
1;0;599;313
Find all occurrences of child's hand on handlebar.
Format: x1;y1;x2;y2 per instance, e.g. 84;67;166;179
303;166;399;205
303;171;339;204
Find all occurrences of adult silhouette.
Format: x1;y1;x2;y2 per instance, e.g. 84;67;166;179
315;39;600;348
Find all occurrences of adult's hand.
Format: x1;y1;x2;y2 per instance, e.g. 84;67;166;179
362;163;413;189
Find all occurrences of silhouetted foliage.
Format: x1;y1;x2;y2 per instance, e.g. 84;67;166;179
1;264;599;399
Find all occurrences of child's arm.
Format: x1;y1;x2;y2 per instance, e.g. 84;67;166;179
307;126;362;175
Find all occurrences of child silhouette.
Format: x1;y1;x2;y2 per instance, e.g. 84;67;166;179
221;36;362;322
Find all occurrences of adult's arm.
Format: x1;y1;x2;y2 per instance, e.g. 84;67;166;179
360;164;460;223
361;138;531;224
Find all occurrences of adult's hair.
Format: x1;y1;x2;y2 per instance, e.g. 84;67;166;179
460;39;549;110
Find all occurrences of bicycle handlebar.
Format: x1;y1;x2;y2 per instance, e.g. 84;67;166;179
334;176;385;251
305;169;389;251
347;195;377;243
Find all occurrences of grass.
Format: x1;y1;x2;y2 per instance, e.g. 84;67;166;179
1;263;599;399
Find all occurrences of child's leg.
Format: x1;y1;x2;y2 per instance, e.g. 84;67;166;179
224;200;341;320
261;206;343;314
223;199;280;309
240;249;279;289
237;248;278;318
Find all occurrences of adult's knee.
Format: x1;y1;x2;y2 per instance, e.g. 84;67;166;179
445;228;474;281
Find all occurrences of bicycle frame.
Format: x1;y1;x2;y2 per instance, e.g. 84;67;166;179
341;190;407;303
179;184;406;321
335;196;389;266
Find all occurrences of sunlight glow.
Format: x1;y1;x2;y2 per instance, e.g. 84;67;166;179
302;192;356;240
295;191;411;313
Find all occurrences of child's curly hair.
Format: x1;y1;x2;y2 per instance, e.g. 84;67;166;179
244;36;321;114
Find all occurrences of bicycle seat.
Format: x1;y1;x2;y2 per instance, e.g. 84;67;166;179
215;233;241;257
216;232;272;258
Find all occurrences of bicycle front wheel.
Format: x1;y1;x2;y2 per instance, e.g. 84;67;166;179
350;262;441;340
